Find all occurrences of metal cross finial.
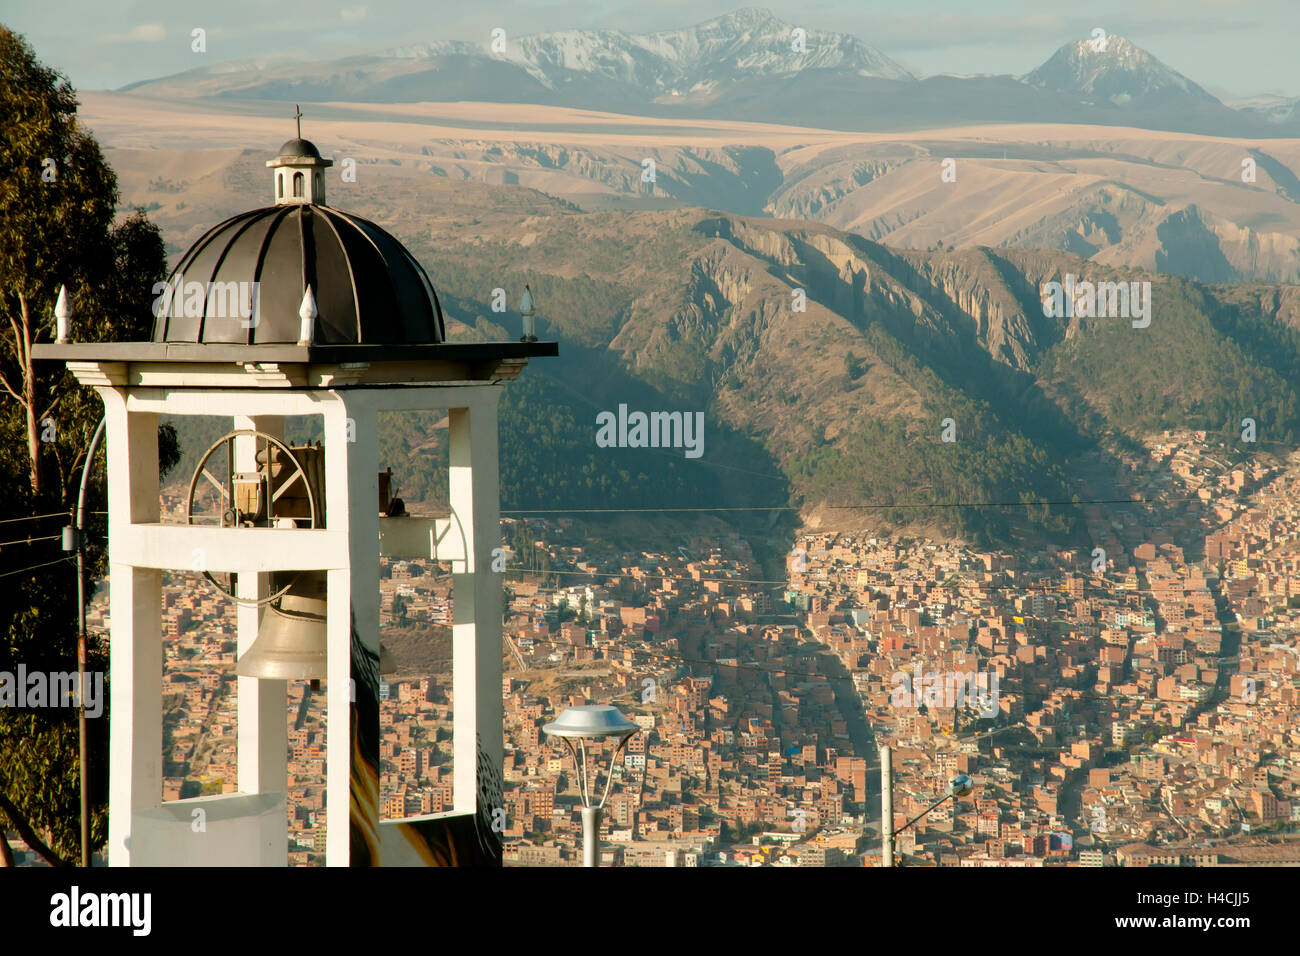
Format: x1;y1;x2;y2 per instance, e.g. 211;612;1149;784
294;104;303;139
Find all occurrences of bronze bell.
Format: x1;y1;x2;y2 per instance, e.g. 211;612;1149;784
236;571;396;680
237;572;328;681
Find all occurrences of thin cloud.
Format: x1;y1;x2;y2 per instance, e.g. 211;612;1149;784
341;5;369;21
863;11;1253;52
100;23;167;43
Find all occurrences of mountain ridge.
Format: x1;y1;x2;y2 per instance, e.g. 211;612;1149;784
115;8;1292;138
377;178;1300;544
146;157;1300;547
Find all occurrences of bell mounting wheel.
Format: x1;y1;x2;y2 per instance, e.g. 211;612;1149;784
185;429;321;605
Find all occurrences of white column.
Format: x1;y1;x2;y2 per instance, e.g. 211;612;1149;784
233;418;288;827
100;388;161;866
106;565;162;867
322;394;380;866
448;388;503;819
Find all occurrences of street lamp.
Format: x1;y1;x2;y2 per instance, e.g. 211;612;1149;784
62;412;105;868
57;281;99;867
880;745;973;868
542;705;639;867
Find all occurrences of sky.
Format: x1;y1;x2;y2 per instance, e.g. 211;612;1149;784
3;0;1298;101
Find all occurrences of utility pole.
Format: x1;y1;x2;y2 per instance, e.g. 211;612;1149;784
880;743;893;867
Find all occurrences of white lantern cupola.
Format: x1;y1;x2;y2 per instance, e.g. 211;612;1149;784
267;106;333;206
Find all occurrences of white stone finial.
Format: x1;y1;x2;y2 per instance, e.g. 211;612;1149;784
54;285;71;343
298;286;317;346
520;283;536;343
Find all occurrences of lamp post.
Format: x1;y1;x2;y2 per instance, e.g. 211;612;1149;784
60;415;106;867
56;282;98;867
542;705;638;867
880;761;974;867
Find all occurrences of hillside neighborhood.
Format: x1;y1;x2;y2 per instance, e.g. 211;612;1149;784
49;429;1298;867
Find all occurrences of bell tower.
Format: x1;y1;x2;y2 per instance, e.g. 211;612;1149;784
33;138;558;867
267;106;332;206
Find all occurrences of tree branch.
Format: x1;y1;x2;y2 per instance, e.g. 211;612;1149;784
11;293;28;370
0;369;22;403
38;391;61;423
6;313;24;373
19;290;32;348
0;790;71;867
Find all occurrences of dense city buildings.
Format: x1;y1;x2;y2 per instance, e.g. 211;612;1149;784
49;432;1300;866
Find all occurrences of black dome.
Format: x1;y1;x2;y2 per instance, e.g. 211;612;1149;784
278;138;321;159
152;204;446;345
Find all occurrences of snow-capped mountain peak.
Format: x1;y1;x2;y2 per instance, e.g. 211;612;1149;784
381;6;913;91
1024;34;1218;107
